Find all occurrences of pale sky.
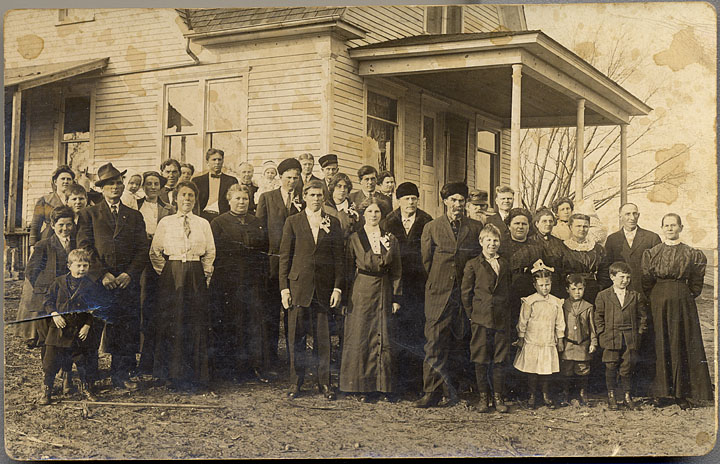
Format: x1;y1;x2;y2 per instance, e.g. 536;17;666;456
525;2;716;249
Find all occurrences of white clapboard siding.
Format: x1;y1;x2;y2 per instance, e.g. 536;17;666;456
464;5;503;32
402;88;422;184
5;9;191;74
331;50;365;176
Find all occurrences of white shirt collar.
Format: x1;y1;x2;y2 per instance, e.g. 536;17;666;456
305;207;322;219
105;199;121;210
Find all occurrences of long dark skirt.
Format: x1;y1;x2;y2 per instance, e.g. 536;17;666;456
651;280;713;401
153;261;210;387
13;279;45;341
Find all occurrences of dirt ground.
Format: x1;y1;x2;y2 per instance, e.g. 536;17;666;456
3;279;717;459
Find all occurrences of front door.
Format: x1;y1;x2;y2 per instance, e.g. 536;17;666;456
420;109;443;217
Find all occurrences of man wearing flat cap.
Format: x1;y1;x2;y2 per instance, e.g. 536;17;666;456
318;154;338;199
466;189;489;224
256;157;305;370
415;182;483;408
77;163;149;390
381;182;434;396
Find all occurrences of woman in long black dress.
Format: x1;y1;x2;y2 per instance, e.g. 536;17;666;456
561;213;610;304
641;213;713;408
340;198;401;402
150;181;215;390
210;184;270;383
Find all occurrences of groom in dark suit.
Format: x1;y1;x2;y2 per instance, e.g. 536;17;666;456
604;202;660;397
278;180;344;400
415;182;483;408
77;163;148;390
192;148;239;223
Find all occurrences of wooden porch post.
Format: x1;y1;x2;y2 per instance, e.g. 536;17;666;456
7;88;22;233
510;64;522;204
575;98;585;201
620;123;628;205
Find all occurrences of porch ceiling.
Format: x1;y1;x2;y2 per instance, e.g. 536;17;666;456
349;31;652;128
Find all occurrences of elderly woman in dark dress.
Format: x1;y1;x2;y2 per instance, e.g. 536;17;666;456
501;208;538;326
150;181;215;390
210;184;270;383
30;165;76;247
642;213;713;409
340;198;402;403
527;208;567;298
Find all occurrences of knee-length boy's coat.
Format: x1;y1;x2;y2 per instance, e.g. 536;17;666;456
461;255;512;330
594;287;648;351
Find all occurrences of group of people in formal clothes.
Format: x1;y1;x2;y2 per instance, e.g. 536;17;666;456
14;149;713;413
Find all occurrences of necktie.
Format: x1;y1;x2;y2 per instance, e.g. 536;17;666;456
286;191;292;212
402;217;413;233
451;219;460;238
183;215;191;238
111;204;118;220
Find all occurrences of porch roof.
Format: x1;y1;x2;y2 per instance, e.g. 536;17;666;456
349;31;652;127
4;57;109;92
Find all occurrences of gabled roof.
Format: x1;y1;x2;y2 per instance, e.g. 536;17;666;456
178;7;347;34
5;58;109;91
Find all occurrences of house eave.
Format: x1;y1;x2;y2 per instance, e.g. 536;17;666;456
185;18;367;45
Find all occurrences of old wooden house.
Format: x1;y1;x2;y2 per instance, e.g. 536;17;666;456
4;6;650;266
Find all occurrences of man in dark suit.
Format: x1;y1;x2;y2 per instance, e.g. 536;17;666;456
192;148;239;223
298;152;322;187
237;162;259;215
485;185;514;243
256;158;304;369
415;182;484;408
349;165;392;217
318;154;337;200
380;182;433;396
77;163;148;390
279;180;344;400
159;158;181;208
604;202;661;397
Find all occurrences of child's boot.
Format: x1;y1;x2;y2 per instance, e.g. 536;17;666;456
40;374;53;405
621;376;636;410
541;377;555;409
474;364;489;412
61;370;74;395
578;376;589;406
559;378;571;406
607;390;618;410
527;374;537;409
492;368;508;413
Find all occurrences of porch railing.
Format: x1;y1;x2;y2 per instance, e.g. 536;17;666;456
4;228;30;279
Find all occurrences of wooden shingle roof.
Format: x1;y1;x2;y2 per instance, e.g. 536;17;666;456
179;7;347;33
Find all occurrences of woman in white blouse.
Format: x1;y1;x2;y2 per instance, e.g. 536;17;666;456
340;198;402;403
149;181;216;391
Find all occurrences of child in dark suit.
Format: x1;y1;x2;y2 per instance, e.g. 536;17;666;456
560;274;597;406
40;249;108;404
461;224;513;413
594;261;648;410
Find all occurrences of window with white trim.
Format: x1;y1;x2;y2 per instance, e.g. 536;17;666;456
425;6;463;34
163;76;245;177
476;129;500;204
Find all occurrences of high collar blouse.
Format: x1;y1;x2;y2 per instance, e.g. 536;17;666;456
149;211;216;278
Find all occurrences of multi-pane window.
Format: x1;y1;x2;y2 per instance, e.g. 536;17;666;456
476;129;500;204
163;76;245;176
425;6;463;34
366;91;398;173
61;96;91;174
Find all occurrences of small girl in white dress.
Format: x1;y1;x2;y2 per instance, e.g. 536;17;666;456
514;261;566;409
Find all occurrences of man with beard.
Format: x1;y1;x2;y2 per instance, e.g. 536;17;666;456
414;182;483;408
381;182;433;397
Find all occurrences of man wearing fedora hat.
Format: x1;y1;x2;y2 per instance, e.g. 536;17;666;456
77;162;149;390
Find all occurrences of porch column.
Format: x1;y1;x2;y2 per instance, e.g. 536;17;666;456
575;98;585;201
510;64;522;204
620;123;628;205
7;89;22;232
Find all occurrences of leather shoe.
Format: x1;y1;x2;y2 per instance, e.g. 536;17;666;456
413;392;441;408
320;385;336;401
441;385;459;407
287;385;301;399
253;368;270;383
112;377;138;391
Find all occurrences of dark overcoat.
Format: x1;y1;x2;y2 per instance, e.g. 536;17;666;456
461;255;512;330
594;287;648;351
605;226;661;295
256;188;304;279
192;172;239;216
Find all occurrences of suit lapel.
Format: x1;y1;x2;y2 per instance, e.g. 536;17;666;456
300;212;315;248
441;216;457;247
621;291;635;311
114;203;129;238
456;217;470;247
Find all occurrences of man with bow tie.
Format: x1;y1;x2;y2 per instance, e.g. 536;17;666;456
159;159;181;208
380;182;433;396
279;180;344;400
192;148;239;223
77;163;148;391
256;157;304;370
414;182;483;408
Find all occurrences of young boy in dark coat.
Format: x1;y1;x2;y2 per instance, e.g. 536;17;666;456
594;261;648;410
461;224;513;413
40;249;108;404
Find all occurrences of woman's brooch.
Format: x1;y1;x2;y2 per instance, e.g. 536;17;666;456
320;215;331;233
380;232;392;250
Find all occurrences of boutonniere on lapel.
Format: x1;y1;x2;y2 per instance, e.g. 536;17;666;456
347;202;360;220
291;195;304;211
320;215;331;234
380;232;392;250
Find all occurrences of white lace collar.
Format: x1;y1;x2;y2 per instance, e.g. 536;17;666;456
564;236;596;252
